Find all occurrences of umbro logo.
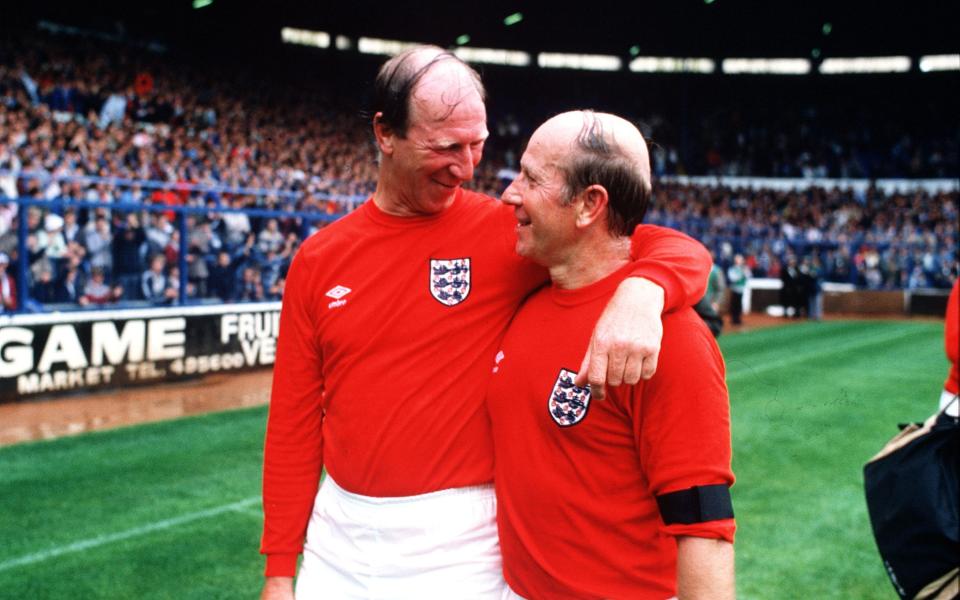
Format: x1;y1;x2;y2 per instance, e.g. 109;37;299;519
326;285;351;309
326;285;351;299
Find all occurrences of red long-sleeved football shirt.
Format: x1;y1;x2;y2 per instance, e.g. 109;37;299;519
261;189;711;576
487;264;735;599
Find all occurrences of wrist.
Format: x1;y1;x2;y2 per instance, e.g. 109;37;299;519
624;276;665;312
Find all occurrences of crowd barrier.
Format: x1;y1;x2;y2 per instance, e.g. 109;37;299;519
744;278;950;317
1;193;342;312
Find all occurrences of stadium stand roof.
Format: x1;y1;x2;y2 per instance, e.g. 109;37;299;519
12;0;960;59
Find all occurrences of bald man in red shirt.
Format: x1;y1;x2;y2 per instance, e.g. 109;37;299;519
490;111;735;599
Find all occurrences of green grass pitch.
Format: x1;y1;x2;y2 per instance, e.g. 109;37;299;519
0;319;947;599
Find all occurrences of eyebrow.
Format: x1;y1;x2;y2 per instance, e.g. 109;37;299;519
520;162;542;181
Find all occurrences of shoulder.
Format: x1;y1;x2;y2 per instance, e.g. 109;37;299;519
296;206;367;256
657;308;724;376
455;189;510;221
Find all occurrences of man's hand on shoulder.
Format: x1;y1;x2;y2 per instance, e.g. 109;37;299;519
575;277;664;400
260;576;295;600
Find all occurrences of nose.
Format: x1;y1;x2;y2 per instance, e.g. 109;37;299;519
500;180;521;206
449;147;476;182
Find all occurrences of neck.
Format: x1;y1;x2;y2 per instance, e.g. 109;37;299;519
372;165;455;217
549;236;632;290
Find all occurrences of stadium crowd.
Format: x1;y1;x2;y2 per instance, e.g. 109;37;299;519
647;183;958;291
0;29;956;313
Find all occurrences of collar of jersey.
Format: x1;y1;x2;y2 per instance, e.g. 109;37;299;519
361;188;465;228
549;262;635;307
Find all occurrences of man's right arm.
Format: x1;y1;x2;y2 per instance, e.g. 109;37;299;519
261;249;325;581
676;536;735;600
260;576;295;600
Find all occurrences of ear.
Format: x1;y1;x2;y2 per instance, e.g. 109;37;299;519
373;112;395;156
575;184;609;229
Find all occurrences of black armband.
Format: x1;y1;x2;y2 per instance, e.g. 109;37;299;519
656;484;734;525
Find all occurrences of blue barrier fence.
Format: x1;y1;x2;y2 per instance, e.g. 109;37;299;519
2;169;368;204
2;195;343;314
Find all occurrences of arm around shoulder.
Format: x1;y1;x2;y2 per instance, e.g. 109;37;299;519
629;224;711;311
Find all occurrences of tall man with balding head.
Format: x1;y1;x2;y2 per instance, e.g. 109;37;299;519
490;111;736;599
261;47;713;599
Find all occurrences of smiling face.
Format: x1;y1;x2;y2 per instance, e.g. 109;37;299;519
374;56;489;217
500;120;578;266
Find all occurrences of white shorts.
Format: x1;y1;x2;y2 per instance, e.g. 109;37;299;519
295;475;511;599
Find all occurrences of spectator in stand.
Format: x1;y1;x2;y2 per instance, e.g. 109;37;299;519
142;253;172;303
166;265;192;302
38;212;69;275
186;246;209;298
222;196;252;249
781;255;804;318
726;253;750;326
238;265;264;302
801;255;824;320
61;208;80;245
0;252;15;312
79;266;122;306
144;212;174;256
113;212;146;300
56;255;85;304
267;272;286;301
232;231;260;272
187;217;222;257
164;228;181;266
84;214;113;274
31;266;57;305
694;256;726;337
209;250;238;302
257;218;284;255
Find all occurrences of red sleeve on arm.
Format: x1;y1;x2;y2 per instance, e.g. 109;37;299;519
945;281;959;394
629;224;711;312
637;312;736;543
261;249;326;577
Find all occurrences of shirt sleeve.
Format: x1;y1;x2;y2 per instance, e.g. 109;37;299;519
945;281;959;394
261;248;326;577
629;224;711;312
636;311;736;543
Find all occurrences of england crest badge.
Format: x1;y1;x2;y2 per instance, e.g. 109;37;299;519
429;258;471;306
548;368;591;427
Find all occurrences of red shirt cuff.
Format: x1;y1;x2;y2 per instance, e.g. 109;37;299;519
265;553;299;578
663;518;736;544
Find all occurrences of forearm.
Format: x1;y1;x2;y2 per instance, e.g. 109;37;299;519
676;536;735;600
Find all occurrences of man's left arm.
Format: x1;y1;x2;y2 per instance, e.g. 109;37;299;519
676;536;735;600
575;225;710;396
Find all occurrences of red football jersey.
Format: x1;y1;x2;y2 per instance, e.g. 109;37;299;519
261;189;712;576
487;264;736;599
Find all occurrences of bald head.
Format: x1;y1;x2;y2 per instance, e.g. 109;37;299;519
530;110;652;236
373;45;486;138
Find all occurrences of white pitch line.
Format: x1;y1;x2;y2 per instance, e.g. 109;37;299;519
725;326;917;383
232;505;264;519
0;496;259;573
